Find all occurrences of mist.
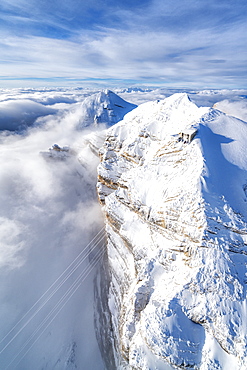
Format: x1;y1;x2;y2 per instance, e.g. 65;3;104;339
0;90;106;369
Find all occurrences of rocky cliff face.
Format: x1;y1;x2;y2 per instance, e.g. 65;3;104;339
97;93;247;369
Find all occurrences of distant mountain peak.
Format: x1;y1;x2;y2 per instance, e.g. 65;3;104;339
76;90;137;129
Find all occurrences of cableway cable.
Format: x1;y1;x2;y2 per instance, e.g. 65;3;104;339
5;243;107;370
0;227;106;358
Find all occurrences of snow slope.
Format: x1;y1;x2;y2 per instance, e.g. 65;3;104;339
98;93;247;369
213;99;247;122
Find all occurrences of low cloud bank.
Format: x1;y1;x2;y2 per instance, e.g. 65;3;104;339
0;99;57;131
0;90;106;368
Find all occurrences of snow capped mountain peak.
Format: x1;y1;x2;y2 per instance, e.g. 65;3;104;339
162;91;191;104
76;90;137;129
97;93;247;369
115;92;209;140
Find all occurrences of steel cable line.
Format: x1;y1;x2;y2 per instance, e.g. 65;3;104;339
0;229;105;354
5;243;107;370
0;230;105;356
0;227;106;354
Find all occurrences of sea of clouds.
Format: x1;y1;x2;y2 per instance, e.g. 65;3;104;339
0;87;108;369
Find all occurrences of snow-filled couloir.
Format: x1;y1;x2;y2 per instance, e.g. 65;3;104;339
97;93;247;369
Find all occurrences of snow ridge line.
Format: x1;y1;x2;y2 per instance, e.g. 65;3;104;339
0;226;106;356
4;242;107;370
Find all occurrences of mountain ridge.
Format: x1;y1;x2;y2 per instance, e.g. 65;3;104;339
97;93;247;369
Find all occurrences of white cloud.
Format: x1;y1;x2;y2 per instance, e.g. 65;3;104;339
0;16;246;88
0;88;108;369
0;217;26;269
0;94;104;270
0;99;56;130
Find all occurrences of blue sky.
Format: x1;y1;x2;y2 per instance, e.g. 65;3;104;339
0;0;246;88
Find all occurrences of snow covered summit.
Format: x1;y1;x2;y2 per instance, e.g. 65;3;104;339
97;93;247;369
76;89;137;129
